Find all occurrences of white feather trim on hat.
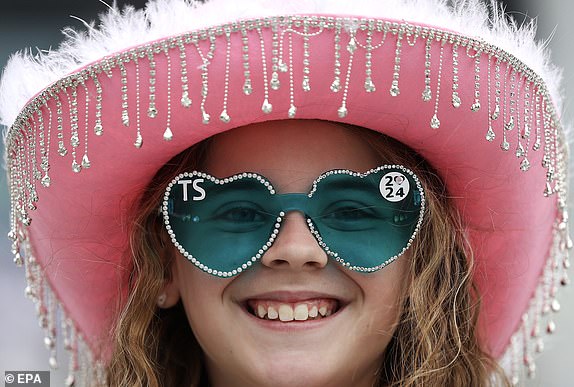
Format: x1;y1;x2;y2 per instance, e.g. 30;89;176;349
0;0;564;129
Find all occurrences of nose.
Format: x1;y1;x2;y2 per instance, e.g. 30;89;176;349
260;212;329;271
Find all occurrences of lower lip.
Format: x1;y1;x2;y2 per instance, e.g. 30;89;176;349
240;304;345;332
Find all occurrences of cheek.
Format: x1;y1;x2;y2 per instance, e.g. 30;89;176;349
352;256;410;334
174;259;229;337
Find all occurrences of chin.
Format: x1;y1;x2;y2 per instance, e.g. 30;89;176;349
251;366;345;387
229;353;378;387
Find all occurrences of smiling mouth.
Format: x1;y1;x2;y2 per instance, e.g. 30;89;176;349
245;299;340;322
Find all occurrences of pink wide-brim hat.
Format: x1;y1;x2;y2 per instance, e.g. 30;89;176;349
0;0;570;382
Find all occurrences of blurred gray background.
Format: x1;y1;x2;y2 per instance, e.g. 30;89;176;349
0;0;572;385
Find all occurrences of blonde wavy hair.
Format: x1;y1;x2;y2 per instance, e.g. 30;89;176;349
106;122;510;387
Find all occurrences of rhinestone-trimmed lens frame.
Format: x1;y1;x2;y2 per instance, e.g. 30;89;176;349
162;165;426;278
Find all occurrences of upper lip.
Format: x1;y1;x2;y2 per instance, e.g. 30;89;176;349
237;290;350;305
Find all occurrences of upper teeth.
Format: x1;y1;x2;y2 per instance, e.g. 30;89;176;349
249;300;336;322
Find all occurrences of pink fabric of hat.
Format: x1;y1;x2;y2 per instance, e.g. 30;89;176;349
0;0;570;383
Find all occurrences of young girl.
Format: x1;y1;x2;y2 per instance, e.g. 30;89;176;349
0;0;569;386
107;119;508;386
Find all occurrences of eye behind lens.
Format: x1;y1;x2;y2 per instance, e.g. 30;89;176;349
218;207;265;223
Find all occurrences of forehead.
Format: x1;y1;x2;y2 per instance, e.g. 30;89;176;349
203;120;381;192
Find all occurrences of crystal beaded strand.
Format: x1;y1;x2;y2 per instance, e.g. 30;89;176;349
147;49;158;120
550;238;563;318
270;22;281;91
422;33;433;102
102;56;113;78
134;52;144;147
430;39;445;130
33;266;47;328
30;120;41;185
549;112;560;196
23;123;37;212
551;104;562;196
560;203;572;286
241;23;253;95
503;68;517;152
389;28;403;97
451;42;461;107
56;95;67;157
93;74;103;136
18;141;31;226
363;22;375;93
27;126;39;213
509;334;521;385
521;313;536;378
179;37;192;108
277;19;290;75
35;107;50;188
531;285;544;355
492;57;502;121
543;101;554;196
337;25;359;118
8;155;20;259
195;32;216;124
514;77;525;159
533;92;542;151
163;46;174;141
470;51;482;112
330;20;342;93
30;127;40;208
14;136;25;223
507;68;517;133
120;60;130;127
541;100;552;173
63;318;78;387
544;245;557;335
485;55;495;142
68;86;82;173
302;19;312;92
520;84;535;171
11;142;23;233
490;55;502;146
45;288;58;369
219;29;232;123
81;82;91;169
257;26;273;114
41;102;52;187
23;243;37;300
35;109;45;175
287;30;297;118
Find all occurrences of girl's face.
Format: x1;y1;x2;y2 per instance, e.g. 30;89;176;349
170;120;410;387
